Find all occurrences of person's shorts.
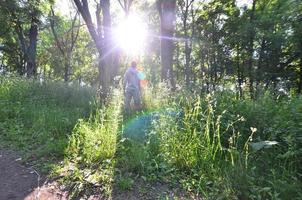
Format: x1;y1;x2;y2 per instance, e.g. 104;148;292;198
125;88;141;106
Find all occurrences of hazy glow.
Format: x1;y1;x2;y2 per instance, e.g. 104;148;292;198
113;14;147;55
55;0;73;16
236;0;253;8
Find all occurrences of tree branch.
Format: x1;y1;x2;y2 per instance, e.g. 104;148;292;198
73;0;102;54
49;7;65;56
70;11;80;52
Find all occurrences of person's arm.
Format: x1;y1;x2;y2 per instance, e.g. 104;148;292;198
123;71;128;93
137;72;142;93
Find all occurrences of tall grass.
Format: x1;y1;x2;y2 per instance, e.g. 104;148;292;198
56;89;123;198
150;90;302;199
0;76;124;197
141;82;172;110
0;76;96;171
1;77;301;199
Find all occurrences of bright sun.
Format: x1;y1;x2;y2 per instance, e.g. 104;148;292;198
113;14;147;55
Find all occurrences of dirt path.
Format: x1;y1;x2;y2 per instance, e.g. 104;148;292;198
0;148;193;200
0;149;67;200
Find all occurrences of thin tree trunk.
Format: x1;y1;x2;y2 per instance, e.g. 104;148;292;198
255;37;265;98
183;2;190;87
211;20;218;91
200;49;205;90
64;61;71;82
247;0;257;99
14;20;28;75
74;0;103;53
184;38;191;87
298;57;302;94
117;0;133;16
175;43;180;81
237;46;243;98
50;7;80;82
206;54;211;92
180;0;195;87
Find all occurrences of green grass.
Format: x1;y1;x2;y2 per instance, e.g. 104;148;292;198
56;89;122;198
0;76;97;171
150;90;302;199
1;77;301;199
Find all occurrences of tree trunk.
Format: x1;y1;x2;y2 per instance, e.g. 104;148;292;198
117;0;133;16
99;0;113;102
237;46;243;98
158;0;176;89
50;7;80;83
14;16;38;78
184;11;190;87
185;37;191;87
255;37;265;98
26;17;38;77
298;57;302;94
256;38;265;86
74;0;103;53
199;49;205;90
74;0;116;104
17;52;25;75
64;61;70;82
247;0;257;99
175;43;180;81
180;0;195;88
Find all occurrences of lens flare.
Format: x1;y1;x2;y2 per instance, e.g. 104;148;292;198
113;14;147;55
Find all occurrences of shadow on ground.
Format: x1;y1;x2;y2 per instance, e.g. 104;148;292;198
0;149;68;200
0;111;190;200
111;112;191;200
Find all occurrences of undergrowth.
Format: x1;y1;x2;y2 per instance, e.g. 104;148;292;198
55;89;122;198
150;90;302;199
1;77;301;199
0;76;96;171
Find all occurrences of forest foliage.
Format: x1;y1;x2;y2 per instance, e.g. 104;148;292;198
0;0;302;199
0;0;301;96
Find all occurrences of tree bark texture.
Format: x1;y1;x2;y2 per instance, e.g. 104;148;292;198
26;16;38;77
158;0;176;89
74;0;116;103
13;14;39;77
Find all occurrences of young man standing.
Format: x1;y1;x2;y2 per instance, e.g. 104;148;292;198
123;61;141;113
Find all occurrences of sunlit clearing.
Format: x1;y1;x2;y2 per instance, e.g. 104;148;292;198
113;14;147;55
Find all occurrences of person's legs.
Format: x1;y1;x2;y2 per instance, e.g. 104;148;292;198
124;90;132;115
133;90;141;111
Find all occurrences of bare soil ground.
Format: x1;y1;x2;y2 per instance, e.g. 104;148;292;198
0;149;68;200
0;148;195;200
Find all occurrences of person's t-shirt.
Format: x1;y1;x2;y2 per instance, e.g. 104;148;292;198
124;67;140;91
